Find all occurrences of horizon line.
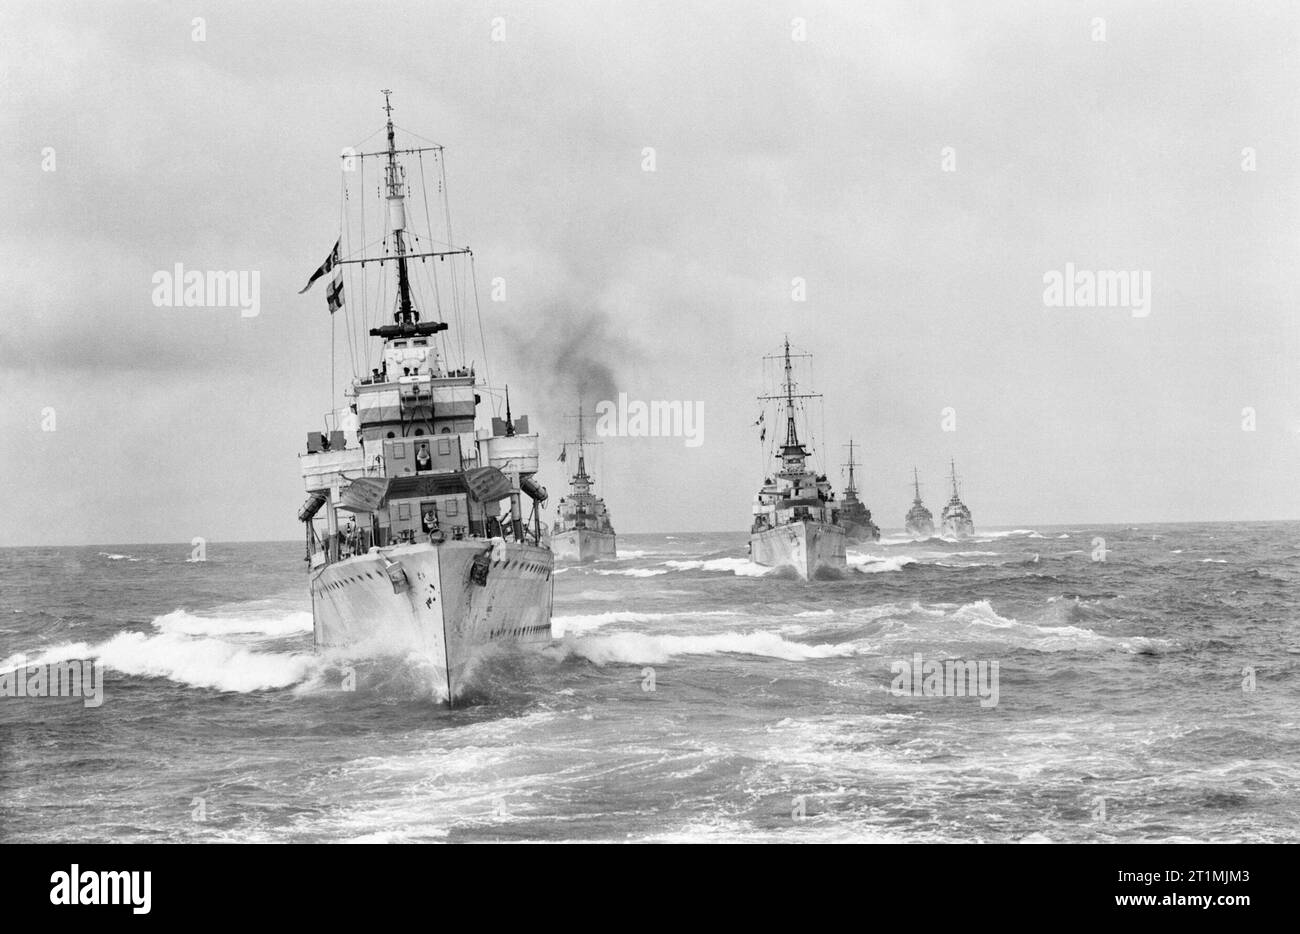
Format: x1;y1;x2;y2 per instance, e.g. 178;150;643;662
2;517;1299;549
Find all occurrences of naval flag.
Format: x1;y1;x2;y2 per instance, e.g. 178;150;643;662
326;273;345;315
299;239;341;294
558;445;567;463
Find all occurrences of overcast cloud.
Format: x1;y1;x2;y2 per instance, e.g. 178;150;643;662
1;1;1296;546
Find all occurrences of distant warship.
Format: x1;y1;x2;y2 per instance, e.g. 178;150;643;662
837;439;880;543
904;466;935;539
748;338;847;580
940;459;975;539
551;402;617;563
295;92;553;703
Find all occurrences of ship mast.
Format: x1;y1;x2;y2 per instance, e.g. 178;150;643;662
782;338;799;448
563;398;594;483
913;465;923;502
381;89;417;326
949;459;960;499
759;336;820;462
576;397;588;479
338;92;468;344
843;439;858;494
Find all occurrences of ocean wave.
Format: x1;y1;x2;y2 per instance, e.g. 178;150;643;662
574;590;622;601
553;629;856;665
151;607;314;638
847;554;917;574
2;631;320;692
552;609;739;637
98;552;141;562
860;600;1170;654
594;568;669;578
663;557;768;577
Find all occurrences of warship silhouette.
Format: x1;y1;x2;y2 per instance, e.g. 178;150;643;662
295;92;553;702
748;339;846;579
551;402;617;562
940;459;975;540
904;466;935;539
837;439;881;543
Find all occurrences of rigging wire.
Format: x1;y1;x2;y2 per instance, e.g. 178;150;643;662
469;255;493;408
358;153;370;376
340;169;359;383
416;150;452;369
439;151;467;366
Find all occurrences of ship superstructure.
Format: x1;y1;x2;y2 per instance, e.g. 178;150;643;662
552;402;617;562
940;459;975;540
748;338;847;579
295;92;553;702
904;466;935;539
837;439;881;544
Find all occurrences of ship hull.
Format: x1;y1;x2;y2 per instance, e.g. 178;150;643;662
749;520;846;580
551;528;617;563
311;538;553;700
842;520;881;544
905;518;936;539
941;518;974;540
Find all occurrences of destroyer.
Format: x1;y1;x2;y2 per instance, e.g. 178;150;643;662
552;402;617;562
748;338;846;579
837;439;880;543
295;92;553;702
940;459;975;540
904;466;935;539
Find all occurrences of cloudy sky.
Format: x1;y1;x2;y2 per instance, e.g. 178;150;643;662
1;1;1296;546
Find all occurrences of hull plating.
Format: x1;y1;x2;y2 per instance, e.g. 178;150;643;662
749;521;847;580
941;518;974;540
552;529;617;563
312;538;553;698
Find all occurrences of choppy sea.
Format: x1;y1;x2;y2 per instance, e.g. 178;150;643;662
1;523;1296;843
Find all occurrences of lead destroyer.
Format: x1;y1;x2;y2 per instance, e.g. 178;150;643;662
295;93;553;702
748;339;847;579
552;403;617;562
